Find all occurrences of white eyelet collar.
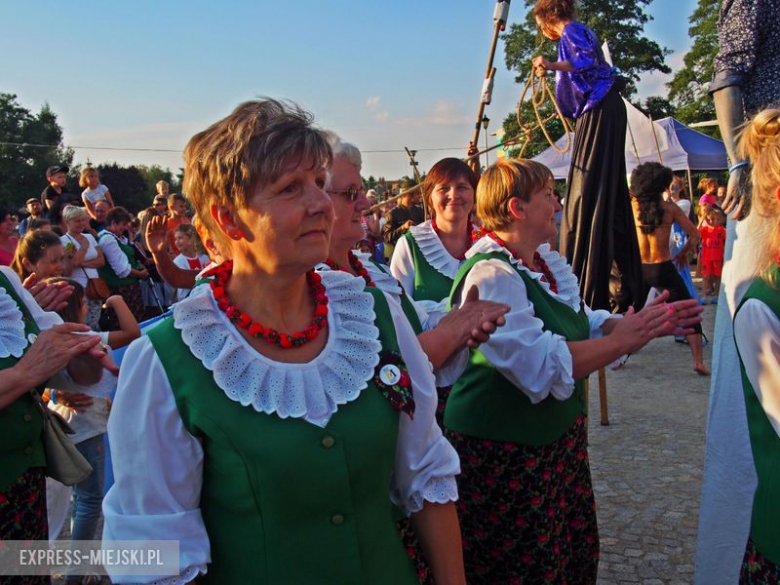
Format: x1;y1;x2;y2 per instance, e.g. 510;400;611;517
173;269;382;424
0;288;27;359
409;220;464;280
467;236;582;311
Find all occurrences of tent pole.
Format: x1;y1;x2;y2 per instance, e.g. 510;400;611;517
686;167;695;200
626;116;640;163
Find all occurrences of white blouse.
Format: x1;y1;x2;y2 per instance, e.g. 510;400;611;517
390;220;463;299
102;270;459;584
734;298;780;438
450;237;617;404
97;231;132;279
61;233;100;285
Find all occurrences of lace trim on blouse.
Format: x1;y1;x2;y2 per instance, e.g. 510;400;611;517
409;220;463;280
173;269;381;423
0;288;27;358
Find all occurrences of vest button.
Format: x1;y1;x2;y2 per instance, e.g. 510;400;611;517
23;414;32;422
331;514;345;525
24;447;34;455
321;436;336;449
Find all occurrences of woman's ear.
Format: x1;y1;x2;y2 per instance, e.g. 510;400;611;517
211;204;246;241
507;197;526;221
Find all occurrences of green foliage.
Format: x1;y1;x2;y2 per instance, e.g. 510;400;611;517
502;101;570;159
640;96;676;120
667;0;719;126
0;94;74;209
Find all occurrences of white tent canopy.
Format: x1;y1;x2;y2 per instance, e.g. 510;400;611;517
532;98;728;180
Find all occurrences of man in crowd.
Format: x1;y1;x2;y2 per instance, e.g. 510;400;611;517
18;198;44;236
40;164;72;212
383;179;424;248
90;200;111;233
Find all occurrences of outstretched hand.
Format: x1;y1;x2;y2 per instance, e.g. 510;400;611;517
442;285;509;349
145;215;169;256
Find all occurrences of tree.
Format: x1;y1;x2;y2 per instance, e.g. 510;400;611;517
501;0;671;149
0;94;74;209
95;163;148;213
666;0;719;129
639;96;676;120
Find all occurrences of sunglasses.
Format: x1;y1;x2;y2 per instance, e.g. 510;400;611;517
328;186;366;202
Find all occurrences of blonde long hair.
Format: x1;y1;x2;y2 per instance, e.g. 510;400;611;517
738;108;780;283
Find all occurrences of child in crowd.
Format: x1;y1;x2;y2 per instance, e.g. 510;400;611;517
12;229;64;280
45;280;139;583
356;238;374;256
80;166;114;220
700;208;727;303
699;178;719;207
156;179;170;197
41;164;70;211
166;193;190;255
172;223;208;301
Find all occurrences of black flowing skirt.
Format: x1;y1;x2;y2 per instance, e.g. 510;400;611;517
560;89;643;312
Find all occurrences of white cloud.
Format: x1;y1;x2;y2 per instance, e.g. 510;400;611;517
374;110;390;122
366;96;381;109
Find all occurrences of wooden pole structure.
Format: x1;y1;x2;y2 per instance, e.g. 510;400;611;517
598;367;609;425
405;147;427;219
470;1;511;151
648;114;663;164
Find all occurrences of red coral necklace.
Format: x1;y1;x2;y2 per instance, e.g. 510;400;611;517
325;251;375;287
484;231;558;294
206;260;328;349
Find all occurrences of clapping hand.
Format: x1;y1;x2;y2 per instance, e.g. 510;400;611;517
24;273;74;312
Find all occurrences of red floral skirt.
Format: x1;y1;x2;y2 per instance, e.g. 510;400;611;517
741;537;780;584
0;467;50;585
446;415;598;585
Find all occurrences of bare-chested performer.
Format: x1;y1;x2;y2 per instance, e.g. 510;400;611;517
630;162;709;375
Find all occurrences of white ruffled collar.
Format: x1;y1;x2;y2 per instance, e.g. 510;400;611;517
352;251;404;297
409;220;464;280
0;288;27;359
173;269;382;425
468;236;582;311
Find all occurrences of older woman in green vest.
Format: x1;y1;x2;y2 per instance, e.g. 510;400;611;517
0;266;102;572
103;99;466;585
444;158;703;584
97;206;149;322
732;109;780;582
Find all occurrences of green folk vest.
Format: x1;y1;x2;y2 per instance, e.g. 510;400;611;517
97;231;138;288
735;266;780;563
444;252;590;446
369;259;423;335
404;232;455;303
147;288;418;585
0;272;46;492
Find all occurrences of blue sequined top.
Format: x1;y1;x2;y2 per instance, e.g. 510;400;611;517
555;22;615;119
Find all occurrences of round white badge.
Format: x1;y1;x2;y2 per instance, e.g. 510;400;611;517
27;333;38;345
379;364;402;386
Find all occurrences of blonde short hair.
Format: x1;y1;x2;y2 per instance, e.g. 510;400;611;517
62;205;88;222
183;99;332;242
79;167;98;189
476;159;553;231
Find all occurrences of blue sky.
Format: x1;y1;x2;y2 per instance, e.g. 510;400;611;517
1;0;697;180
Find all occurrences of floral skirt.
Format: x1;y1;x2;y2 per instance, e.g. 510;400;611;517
110;282;145;323
0;467;50;585
741;537;780;584
446;415;599;585
435;386;452;428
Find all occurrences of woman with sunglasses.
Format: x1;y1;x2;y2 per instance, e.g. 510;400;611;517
103;100;466;584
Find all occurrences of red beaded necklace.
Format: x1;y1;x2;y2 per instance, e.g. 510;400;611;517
431;218;471;261
484;231;558;294
206;260;328;349
325;251;375;287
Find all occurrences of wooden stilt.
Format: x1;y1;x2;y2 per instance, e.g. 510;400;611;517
598;367;609;426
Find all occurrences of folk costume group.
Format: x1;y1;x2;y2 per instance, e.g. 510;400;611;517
93;84;704;584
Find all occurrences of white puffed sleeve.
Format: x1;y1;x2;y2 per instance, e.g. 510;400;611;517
102;336;209;584
585;305;620;339
385;292;460;515
454;258;575;403
98;234;132;278
734;298;780;438
1;266;64;332
389;235;416;296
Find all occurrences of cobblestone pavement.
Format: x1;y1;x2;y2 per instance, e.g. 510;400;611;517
588;303;716;585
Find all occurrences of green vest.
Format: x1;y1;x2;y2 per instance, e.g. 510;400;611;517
147;288;418;585
404;232;455;303
369;259;423;335
444;252;590;446
0;272;47;492
735;265;780;564
97;231;138;288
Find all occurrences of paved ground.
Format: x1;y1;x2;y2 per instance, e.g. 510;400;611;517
588;300;716;585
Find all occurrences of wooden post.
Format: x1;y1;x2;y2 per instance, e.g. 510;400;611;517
598;367;609;426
